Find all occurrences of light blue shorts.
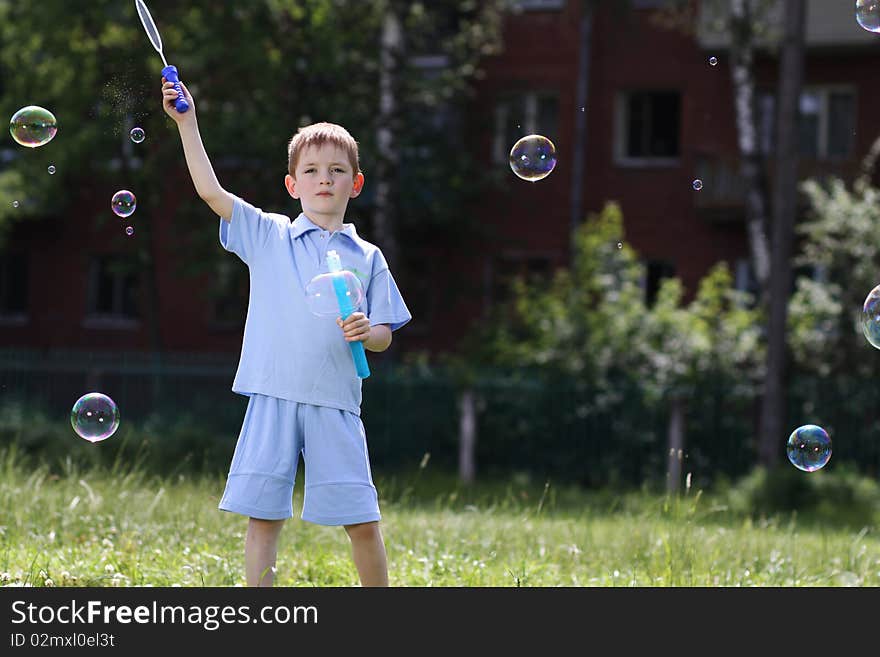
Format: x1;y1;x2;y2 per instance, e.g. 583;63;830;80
218;394;381;525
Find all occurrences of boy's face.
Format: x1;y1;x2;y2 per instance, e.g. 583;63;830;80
284;144;364;224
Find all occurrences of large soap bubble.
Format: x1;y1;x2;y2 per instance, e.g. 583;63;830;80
9;105;58;148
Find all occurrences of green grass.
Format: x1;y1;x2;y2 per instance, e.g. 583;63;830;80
1;449;879;587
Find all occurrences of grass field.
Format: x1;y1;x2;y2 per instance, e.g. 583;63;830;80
1;448;879;587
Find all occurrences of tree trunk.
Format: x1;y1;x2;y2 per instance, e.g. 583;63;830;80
569;1;594;261
666;396;686;495
374;4;402;271
458;387;477;484
757;0;807;467
728;0;771;296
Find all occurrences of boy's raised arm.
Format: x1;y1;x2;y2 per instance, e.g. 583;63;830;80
162;78;234;221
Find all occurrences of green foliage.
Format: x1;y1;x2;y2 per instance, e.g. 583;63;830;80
0;398;238;476
789;176;880;379
0;0;505;286
461;202;764;405
724;464;880;528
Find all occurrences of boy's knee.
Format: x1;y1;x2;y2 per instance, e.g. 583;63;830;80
344;521;379;541
249;517;285;535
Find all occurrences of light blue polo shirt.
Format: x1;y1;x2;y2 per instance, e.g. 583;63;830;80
218;195;411;416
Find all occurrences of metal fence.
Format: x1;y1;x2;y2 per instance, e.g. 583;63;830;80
1;348;878;487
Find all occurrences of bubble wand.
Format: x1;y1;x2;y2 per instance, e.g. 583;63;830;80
134;0;189;113
326;250;370;379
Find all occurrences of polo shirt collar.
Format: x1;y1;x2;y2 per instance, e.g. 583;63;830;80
291;212;366;254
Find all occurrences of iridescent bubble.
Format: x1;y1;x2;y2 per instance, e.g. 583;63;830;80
12;200;19;208
47;165;56;175
617;242;622;249
692;179;703;191
125;226;134;236
111;190;137;218
9;105;58;148
856;0;880;32
509;134;557;182
786;424;832;472
130;127;145;144
70;392;120;443
306;270;365;317
861;284;880;349
709;56;718;66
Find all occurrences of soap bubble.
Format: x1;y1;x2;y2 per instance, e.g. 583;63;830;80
709;56;718;66
856;0;880;32
306;270;365;317
861;284;880;349
9;105;57;147
111;190;137;218
12;200;19;208
70;392;120;443
786;424;832;472
125;226;134;236
509;134;557;182
692;179;703;191
47;164;56;175
130;127;145;144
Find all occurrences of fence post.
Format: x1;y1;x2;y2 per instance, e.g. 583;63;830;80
666;396;686;495
458;387;477;484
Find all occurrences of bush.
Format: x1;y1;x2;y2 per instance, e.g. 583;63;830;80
725;463;880;528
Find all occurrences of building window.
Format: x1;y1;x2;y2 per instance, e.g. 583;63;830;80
642;259;676;306
615;90;681;166
493;92;560;164
759;87;856;160
0;252;28;323
84;256;140;328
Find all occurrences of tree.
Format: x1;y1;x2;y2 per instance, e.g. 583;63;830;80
663;0;808;467
0;0;505;358
455;202;763;485
758;0;806;467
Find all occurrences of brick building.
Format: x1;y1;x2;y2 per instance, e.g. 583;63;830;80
1;0;876;363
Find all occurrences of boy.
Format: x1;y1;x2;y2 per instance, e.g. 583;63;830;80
162;78;411;587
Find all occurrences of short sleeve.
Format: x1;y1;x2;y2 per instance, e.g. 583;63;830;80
366;257;412;332
218;196;281;266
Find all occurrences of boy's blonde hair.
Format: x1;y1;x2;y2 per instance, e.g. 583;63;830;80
287;122;361;177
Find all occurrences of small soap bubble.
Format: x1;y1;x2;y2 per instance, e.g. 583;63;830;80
786;424;832;472
617;242;622;249
70;392;120;443
856;0;880;32
9;105;57;148
47;164;56;175
111;190;136;218
306;270;365;317
509;134;557;182
130;127;145;144
692;179;703;191
12;200;19;208
861;283;880;349
709;56;718;66
125;226;134;236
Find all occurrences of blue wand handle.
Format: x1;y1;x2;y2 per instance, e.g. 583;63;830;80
331;274;370;379
161;64;190;113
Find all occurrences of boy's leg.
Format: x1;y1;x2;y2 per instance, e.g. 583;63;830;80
246;518;286;587
343;521;388;587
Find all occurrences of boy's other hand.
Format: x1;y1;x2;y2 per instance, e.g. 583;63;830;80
161;77;196;123
337;313;371;342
